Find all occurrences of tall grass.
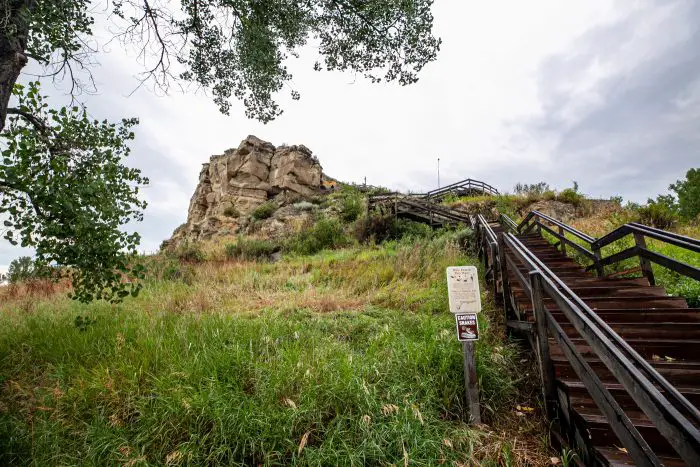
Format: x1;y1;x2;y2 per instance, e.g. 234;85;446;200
0;234;549;465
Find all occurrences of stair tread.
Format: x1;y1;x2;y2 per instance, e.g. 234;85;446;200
595;447;685;467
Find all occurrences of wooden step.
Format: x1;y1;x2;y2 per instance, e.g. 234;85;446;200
594;446;685;466
555;359;700;389
550;338;700;361
557;322;700;340
578;411;677;456
549;309;700;324
562;380;700;409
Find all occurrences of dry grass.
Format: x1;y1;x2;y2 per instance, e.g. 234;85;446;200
0;279;70;307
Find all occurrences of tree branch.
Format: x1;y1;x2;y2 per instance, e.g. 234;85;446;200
6;106;50;134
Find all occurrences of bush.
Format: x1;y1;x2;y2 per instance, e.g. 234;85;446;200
340;193;363;222
556;188;584;207
542;190;557;201
223;205;239;217
293;201;316;212
287;218;349;255
354;214;434;244
173;243;205;263
636;198;678;229
226;238;279;260
163;263;196;285
251;201;277;220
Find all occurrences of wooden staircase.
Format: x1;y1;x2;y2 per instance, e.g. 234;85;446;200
503;229;700;466
368;184;700;464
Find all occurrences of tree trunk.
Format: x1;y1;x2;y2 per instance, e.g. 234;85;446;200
0;48;27;133
1;1;32;133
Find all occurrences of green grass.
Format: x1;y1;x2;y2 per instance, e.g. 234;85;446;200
0;234;549;465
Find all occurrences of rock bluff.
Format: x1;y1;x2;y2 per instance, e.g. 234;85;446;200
166;135;323;247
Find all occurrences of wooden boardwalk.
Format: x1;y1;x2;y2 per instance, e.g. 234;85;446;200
369;186;700;465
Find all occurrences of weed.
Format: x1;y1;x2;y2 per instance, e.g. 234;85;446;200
339;192;364;222
0;234;551;466
556;188;584;207
286;218;350;255
171;242;205;263
223;205;239;217
251;201;277;220
226;237;279;260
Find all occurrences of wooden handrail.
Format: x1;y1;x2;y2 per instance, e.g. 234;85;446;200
502;233;700;465
586;222;700;284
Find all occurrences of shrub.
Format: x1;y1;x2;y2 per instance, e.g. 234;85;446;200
453;227;475;251
226;238;279;260
293;201;316;212
394;219;433;240
340;193;364;222
173;243;205;263
223;205;239;217
556;188;584;207
354;214;434;244
251;201;277;220
287;218;349;255
163;264;196;285
542;190;557;201
636;198;678;229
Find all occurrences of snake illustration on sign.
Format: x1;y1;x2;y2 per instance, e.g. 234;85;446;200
446;266;481;313
455;313;479;341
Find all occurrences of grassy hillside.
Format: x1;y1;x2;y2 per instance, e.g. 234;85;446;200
0;232;551;465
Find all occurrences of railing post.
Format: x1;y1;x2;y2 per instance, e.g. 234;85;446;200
529;271;556;418
498;234;513;321
592;244;604;277
558;225;567;255
490;242;499;301
634;233;656;286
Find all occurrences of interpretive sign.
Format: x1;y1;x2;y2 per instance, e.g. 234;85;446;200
454;313;479;342
446;266;481;313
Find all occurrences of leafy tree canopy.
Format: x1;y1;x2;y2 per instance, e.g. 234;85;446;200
1;82;147;302
7;255;33;282
670;168;700;220
1;0;441;128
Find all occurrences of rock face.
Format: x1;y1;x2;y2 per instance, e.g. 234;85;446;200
166;136;323;246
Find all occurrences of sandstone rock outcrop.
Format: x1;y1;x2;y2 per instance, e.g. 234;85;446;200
165;136;323;247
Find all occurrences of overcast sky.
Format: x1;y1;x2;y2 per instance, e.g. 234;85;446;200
1;0;699;270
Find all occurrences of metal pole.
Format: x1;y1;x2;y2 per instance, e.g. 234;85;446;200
437;158;440;188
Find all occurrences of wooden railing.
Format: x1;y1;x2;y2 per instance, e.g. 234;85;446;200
423;178;499;199
517;210;700;286
499;232;700;466
589;222;700;285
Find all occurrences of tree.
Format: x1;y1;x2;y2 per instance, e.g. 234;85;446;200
1;0;439;302
670;168;700;220
7;255;33;282
2;81;147;302
0;0;441;130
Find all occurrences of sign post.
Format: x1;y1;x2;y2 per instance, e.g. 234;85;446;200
447;266;482;424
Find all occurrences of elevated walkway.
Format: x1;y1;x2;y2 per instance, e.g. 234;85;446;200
369;182;700;464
